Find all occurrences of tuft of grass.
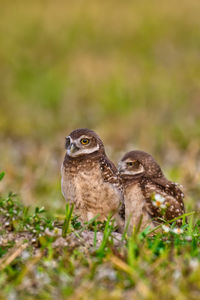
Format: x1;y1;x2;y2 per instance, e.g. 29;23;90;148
96;215;115;258
62;203;74;237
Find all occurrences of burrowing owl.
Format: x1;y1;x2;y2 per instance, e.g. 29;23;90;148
118;150;185;232
61;128;124;229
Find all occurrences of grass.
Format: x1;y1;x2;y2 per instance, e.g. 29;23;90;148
0;0;200;298
0;182;199;299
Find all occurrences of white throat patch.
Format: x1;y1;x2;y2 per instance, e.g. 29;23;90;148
118;161;144;176
121;168;144;176
67;144;100;157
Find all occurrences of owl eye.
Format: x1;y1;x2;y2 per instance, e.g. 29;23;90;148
127;162;134;167
80;138;90;145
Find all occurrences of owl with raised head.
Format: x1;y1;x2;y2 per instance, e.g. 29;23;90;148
118;150;185;232
61;128;124;230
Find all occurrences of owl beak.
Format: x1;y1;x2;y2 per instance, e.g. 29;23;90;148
70;143;79;154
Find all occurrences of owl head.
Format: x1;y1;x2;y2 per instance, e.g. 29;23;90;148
65;128;105;158
118;150;163;178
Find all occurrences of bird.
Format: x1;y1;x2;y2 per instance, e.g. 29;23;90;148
61;128;124;230
118;150;185;233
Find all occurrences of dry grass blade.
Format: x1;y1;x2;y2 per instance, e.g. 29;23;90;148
109;255;133;276
0;242;28;271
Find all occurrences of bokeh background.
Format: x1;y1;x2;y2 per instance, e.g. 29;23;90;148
0;0;200;214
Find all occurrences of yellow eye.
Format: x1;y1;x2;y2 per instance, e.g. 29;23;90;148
80;138;90;145
127;162;134;166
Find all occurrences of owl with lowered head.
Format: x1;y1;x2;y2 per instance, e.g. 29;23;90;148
61;128;124;230
118;150;185;232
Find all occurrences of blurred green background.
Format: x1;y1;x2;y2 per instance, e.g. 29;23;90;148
0;0;200;213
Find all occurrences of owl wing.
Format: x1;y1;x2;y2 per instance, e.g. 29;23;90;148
152;177;185;207
99;157;125;220
141;177;185;226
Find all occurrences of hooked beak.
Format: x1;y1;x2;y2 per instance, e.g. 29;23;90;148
69;142;79;154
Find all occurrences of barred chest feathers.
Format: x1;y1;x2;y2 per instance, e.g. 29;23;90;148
124;182;153;232
61;160;122;222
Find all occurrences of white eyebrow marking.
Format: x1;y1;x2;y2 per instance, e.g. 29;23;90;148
78;135;91;140
66;136;73;143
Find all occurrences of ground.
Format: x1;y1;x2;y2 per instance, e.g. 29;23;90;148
0;185;199;299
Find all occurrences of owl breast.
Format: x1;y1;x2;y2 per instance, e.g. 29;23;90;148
125;183;153;233
61;162;121;222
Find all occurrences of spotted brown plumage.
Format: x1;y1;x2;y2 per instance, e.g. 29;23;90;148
99;157;125;220
61;128;124;230
118;150;185;232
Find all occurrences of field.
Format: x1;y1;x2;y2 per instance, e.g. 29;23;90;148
0;0;200;299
